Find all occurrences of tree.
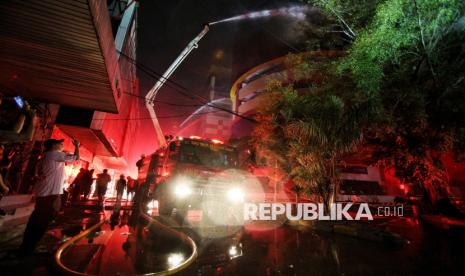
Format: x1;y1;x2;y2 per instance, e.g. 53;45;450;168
340;0;464;92
255;0;465;207
253;54;378;209
306;0;384;40
340;0;465;203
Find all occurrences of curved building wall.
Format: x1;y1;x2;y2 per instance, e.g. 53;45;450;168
177;98;233;142
228;51;408;201
230;51;342;130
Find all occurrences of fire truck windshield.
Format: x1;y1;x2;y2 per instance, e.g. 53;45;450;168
178;140;238;169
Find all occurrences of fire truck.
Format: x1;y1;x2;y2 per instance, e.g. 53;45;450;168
138;136;258;227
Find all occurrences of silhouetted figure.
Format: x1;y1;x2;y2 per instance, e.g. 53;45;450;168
126;176;136;201
136;154;145;172
70;168;86;202
82;169;94;200
96;169;111;207
116;174;126;203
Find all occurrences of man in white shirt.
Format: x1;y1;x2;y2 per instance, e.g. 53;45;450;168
19;138;80;255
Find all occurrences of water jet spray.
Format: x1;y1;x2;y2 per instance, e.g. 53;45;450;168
209;6;309;25
146;6;309;146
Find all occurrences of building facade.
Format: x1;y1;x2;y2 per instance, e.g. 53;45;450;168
177;98;233;142
228;52;465;204
0;1;152;194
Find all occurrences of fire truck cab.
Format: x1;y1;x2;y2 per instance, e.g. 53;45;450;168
138;136;252;226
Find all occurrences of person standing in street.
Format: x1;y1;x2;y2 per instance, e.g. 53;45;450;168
116;174;126;201
70;168;85;202
19;138;80;255
96;169;111;206
126;175;135;201
81;169;94;200
115;174;126;210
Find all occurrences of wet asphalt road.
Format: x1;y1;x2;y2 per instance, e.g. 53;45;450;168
2;199;465;276
59;208;465;276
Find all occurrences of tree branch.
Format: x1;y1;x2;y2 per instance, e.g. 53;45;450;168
317;0;357;39
413;0;438;82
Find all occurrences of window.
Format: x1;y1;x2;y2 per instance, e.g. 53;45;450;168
178;141;238;168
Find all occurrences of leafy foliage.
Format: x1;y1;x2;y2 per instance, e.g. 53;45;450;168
339;0;465;93
255;0;465;205
306;0;384;38
253;55;379;206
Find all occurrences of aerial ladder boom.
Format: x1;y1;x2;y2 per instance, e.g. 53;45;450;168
145;24;210;147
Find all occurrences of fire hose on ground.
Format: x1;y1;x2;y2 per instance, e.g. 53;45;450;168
54;198;198;275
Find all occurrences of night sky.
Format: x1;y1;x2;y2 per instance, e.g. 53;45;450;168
137;0;311;135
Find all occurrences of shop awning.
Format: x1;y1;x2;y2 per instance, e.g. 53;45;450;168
56;124;118;157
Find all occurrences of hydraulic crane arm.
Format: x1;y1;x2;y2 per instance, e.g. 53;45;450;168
145;24;210;147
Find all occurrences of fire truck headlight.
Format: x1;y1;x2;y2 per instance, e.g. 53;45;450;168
174;184;192;199
227;188;244;203
228;244;242;259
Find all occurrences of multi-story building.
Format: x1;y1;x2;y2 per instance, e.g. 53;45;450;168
177;98;233;142
53;0;142;177
228;52;465;204
0;0;154;194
